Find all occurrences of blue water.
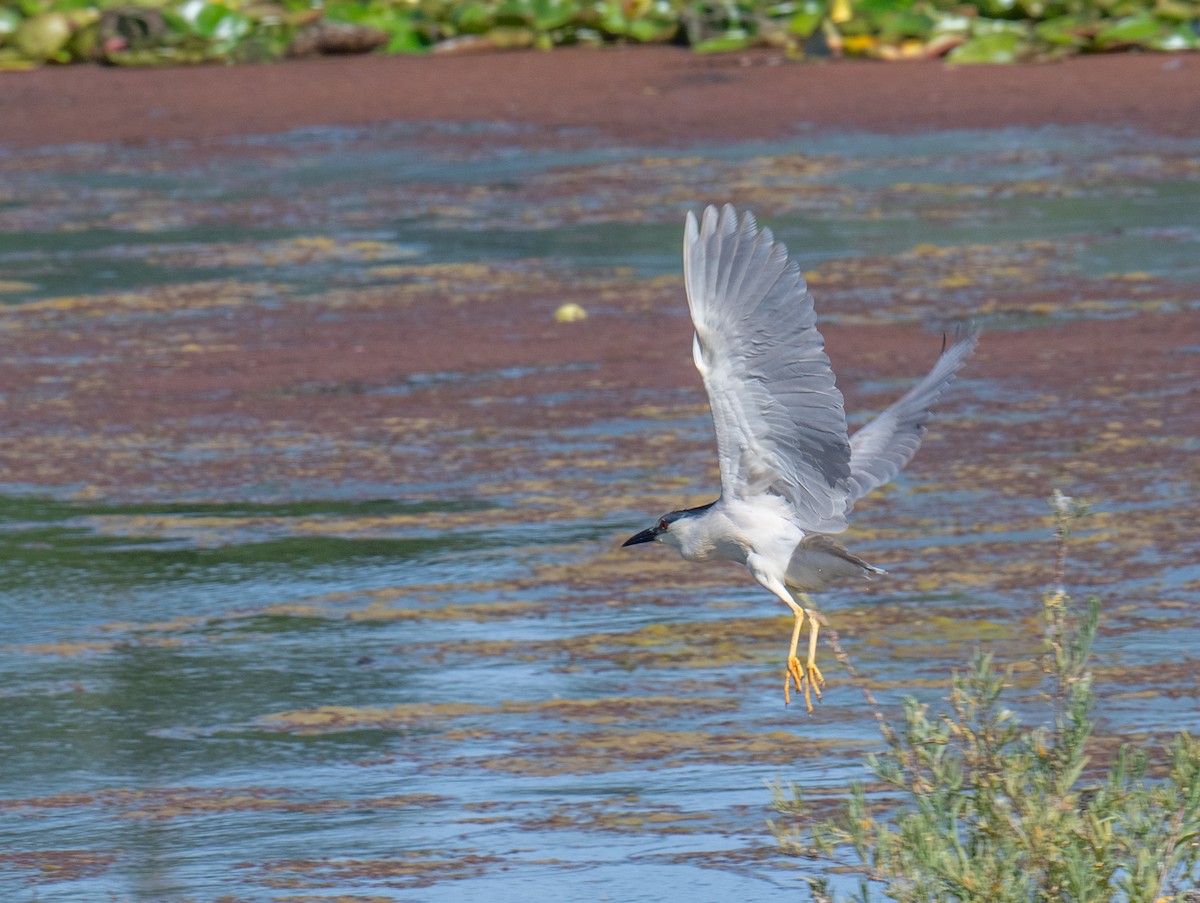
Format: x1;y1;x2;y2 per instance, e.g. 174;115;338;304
0;119;1198;901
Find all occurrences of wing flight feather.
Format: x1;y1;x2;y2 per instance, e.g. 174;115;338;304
684;204;852;532
846;324;980;506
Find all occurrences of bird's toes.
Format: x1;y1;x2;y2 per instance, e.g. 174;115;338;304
807;661;825;690
784;656;805;706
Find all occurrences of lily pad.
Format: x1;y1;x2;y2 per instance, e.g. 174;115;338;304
453;1;495;34
1033;13;1093;46
876;9;934;40
172;0;254;54
784;0;825;37
0;7;21;43
1095;11;1164;48
13;11;72;60
1146;23;1200;50
693;32;751;51
322;2;427;53
946;29;1024;62
1154;0;1200;22
627;14;677;42
496;0;579;31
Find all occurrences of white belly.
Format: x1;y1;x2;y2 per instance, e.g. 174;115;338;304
673;495;802;571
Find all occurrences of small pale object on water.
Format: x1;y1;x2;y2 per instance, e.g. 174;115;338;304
554;302;588;323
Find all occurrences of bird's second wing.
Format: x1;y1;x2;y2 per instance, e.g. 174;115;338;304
846;323;980;506
684;204;851;532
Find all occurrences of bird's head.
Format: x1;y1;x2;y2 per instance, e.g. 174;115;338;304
622;512;675;550
621;502;715;554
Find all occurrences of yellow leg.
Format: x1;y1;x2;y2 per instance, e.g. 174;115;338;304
783;595;824;712
784;605;806;709
805;607;825;698
757;572;823;712
782;593;824;712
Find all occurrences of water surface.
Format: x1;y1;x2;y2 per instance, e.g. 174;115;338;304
1;120;1198;901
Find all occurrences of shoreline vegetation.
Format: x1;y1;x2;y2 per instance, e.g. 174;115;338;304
771;495;1200;902
2;0;1198;69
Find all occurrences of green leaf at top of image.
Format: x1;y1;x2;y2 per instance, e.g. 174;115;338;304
969;15;1030;35
211;10;254;46
0;7;21;41
594;0;633;36
1146;22;1200;50
1033;13;1093;45
930;12;971;35
321;0;373;24
373;23;426;52
627;13;677;41
534;0;582;31
176;0;254;44
1014;0;1066;17
692;30;749;51
947;28;1024;61
496;0;579;31
1095;11;1164;47
54;0;105;12
974;0;1023;19
453;1;496;34
1153;0;1200;22
786;0;826;37
13;11;72;59
850;0;915;15
174;0;216;29
322;1;427;52
0;49;39;69
876;9;934;39
495;0;532;25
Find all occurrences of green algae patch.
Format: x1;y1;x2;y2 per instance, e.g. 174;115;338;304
252;696;738;737
0;849;119;883
498;694;739;723
1;787;447;820
516;796;720;834
246;851;504;891
258;703;490;735
475;728;864;776
346;598;544;623
425;615;793;671
11;639;122;657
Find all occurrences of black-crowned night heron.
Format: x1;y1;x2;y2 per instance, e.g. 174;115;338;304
623;204;979;712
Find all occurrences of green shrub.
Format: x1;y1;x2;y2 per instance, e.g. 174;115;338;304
770;493;1200;903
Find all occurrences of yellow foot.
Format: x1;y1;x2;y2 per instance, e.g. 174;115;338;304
807;660;825;695
784;656;823;712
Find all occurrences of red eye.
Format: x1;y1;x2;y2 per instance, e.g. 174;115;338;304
658;519;669;531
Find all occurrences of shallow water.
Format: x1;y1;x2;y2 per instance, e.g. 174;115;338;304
0;119;1198;901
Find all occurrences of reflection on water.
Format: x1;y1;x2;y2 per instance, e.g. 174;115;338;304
0;120;1198;901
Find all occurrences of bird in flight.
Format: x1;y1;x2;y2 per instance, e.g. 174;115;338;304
622;204;979;712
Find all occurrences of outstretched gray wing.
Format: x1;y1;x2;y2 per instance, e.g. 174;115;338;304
684;204;852;533
846;324;980;506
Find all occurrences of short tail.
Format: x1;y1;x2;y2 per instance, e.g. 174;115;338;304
786;534;886;592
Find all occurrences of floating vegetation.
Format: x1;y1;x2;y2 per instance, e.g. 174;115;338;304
0;0;1196;67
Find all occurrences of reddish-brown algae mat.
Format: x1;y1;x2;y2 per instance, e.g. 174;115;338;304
0;50;1198;901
